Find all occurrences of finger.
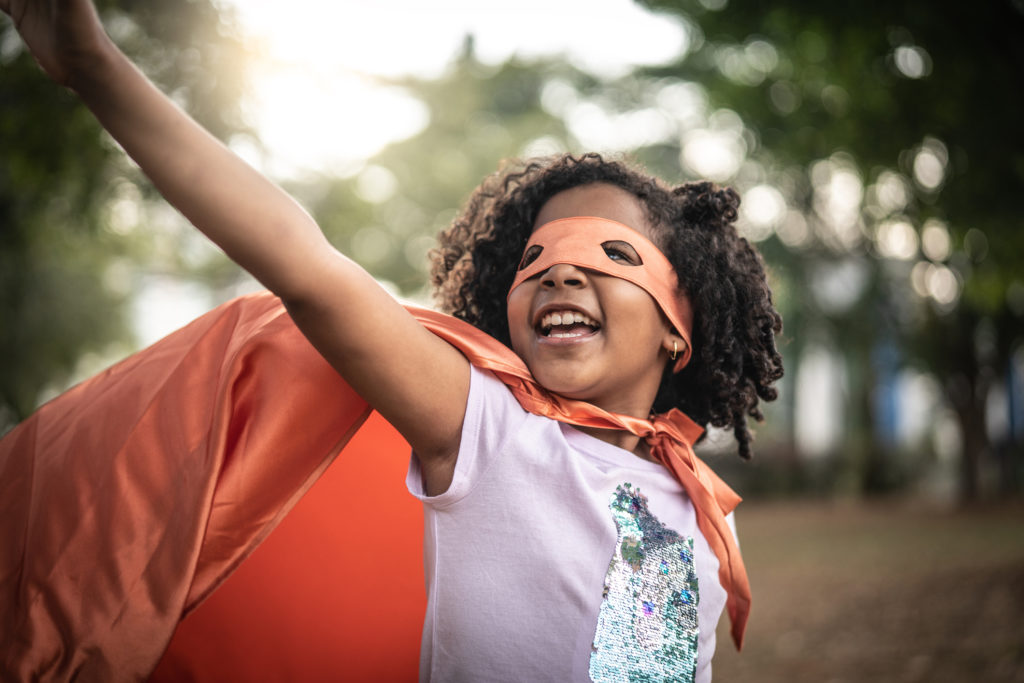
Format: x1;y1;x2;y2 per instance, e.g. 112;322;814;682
0;0;10;16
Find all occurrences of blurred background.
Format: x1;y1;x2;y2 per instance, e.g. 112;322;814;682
2;0;1022;679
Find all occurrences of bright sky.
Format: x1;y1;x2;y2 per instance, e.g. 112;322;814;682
226;0;689;175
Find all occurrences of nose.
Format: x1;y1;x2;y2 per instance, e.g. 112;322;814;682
540;262;588;289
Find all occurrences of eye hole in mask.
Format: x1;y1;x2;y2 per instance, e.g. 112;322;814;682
517;244;544;271
600;240;643;266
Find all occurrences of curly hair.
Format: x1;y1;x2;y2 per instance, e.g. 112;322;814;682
430;153;783;459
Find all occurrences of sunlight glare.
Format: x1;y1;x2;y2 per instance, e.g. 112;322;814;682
228;0;689;172
920;218;951;262
893;45;932;79
233;0;687;78
681;110;747;182
776;209;811;248
356;165;399;204
925;264;960;307
912;138;948;191
811;156;864;250
870;170;910;215
738;184;786;242
247;64;428;177
875;218;918;260
566;103;675;151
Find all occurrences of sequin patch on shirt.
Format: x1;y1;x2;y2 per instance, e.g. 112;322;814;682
589;483;699;682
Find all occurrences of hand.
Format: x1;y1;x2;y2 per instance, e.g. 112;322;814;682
0;0;111;86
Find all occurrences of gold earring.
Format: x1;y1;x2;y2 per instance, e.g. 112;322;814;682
670;341;678;361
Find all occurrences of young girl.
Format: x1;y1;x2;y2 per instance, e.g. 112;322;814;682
0;0;783;680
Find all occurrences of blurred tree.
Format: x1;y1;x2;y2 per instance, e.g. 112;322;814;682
640;0;1024;498
7;0;1020;503
0;0;251;429
288;40;577;295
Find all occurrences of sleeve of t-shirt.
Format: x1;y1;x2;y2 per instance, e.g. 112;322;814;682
406;364;528;507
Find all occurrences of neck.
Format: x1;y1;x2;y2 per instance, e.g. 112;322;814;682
575;424;655;462
571;390;661;461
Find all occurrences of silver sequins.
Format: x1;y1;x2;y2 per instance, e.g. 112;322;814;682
589;483;699;682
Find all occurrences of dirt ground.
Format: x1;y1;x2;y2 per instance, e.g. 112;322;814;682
711;500;1024;682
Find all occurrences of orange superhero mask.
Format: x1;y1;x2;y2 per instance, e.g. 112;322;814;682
510;216;694;370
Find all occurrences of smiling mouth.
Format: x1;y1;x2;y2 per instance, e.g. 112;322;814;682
537;310;601;338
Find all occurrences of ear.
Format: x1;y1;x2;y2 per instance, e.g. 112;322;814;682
663;334;688;362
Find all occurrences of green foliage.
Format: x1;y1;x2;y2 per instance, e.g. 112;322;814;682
0;0;250;427
639;0;1024;497
642;0;1024;309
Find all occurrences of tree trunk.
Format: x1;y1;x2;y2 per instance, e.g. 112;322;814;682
951;387;987;502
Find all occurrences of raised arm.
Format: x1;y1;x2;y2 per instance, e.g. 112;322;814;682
2;0;469;493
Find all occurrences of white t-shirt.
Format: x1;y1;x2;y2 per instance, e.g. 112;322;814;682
407;366;732;682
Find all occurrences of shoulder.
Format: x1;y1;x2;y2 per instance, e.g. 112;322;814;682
409;365;532;502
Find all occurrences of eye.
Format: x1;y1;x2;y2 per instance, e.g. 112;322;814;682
600;240;642;266
517;244;544;271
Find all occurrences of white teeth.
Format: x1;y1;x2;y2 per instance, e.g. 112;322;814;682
539;310;598;331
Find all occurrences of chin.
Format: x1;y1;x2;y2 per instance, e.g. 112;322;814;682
530;368;595;400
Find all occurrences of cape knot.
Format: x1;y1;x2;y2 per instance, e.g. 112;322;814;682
647;408;703;450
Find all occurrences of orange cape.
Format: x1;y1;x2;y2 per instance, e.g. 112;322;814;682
0;292;747;681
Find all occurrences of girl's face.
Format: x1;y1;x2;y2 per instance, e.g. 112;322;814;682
506;183;679;418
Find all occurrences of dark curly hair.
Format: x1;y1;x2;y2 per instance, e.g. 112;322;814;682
430;153;783;460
